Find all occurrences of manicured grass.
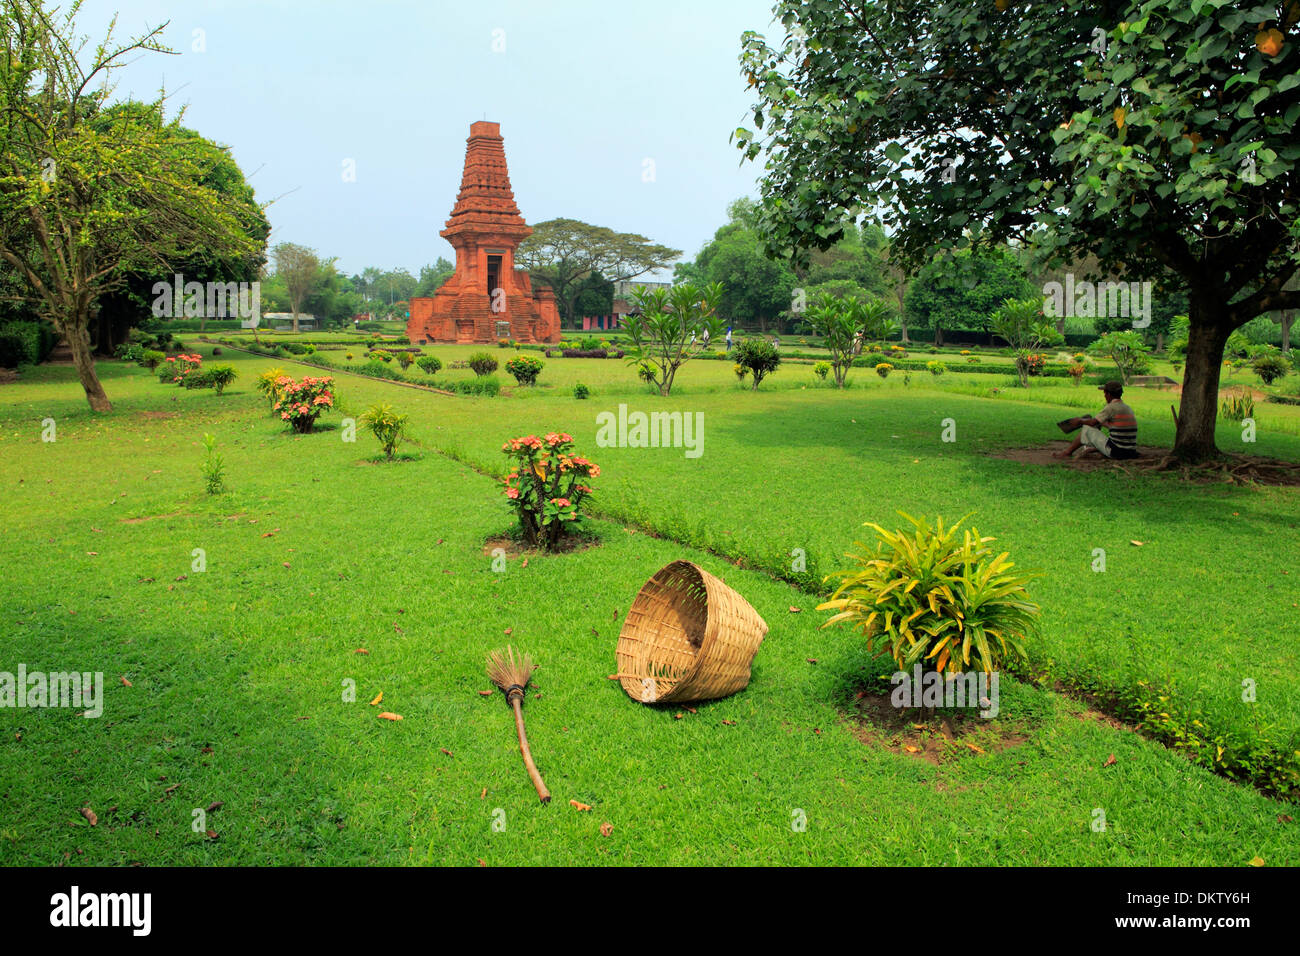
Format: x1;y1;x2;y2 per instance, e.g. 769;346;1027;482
0;349;1296;866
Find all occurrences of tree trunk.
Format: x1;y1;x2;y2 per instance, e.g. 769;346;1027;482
934;326;944;347
1171;297;1231;462
1155;332;1165;354
66;318;112;412
900;317;909;344
1282;313;1293;353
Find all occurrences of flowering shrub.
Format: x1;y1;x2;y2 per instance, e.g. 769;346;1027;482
273;376;336;433
1067;363;1087;385
1025;352;1046;377
161;353;203;385
813;360;831;380
501;433;600;550
926;360;946;376
504;355;544;386
875;362;893;378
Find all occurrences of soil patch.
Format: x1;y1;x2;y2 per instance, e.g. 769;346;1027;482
481;534;602;558
994;441;1300;486
0;368;19;385
840;688;1028;765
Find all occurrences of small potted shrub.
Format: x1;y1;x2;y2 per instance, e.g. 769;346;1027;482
875;362;893;378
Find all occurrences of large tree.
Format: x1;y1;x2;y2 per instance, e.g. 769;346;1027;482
271;243;322;333
905;245;1035;345
516;218;680;328
737;0;1300;462
0;0;262;411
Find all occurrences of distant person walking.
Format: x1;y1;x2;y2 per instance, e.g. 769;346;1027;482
726;327;733;351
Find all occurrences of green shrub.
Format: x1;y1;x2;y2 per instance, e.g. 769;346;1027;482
875;362;893;378
732;338;781;390
182;369;216;390
370;349;393;363
140;349;165;369
813;360;831;380
0;320;55;367
926;360;946;376
504;354;544;386
200;433;226;495
416;355;443;375
395;350;414;370
573;383;591;399
819;513;1039;677
115;343;145;363
359;401;410;460
468;351;499;376
208;365;237;395
579;335;602;351
1250;353;1291;385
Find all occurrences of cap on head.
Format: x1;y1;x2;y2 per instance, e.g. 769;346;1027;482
1099;380;1123;398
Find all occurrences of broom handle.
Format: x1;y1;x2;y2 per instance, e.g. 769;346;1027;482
511;696;550;803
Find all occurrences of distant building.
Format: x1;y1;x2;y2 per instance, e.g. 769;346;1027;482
582;278;672;331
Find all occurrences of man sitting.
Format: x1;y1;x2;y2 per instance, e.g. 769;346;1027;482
1054;381;1139;460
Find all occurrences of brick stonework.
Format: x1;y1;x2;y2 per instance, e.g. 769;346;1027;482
406;122;560;345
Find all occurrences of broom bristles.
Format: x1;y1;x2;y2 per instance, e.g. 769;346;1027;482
486;645;536;693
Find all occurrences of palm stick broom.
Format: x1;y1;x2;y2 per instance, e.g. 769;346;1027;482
486;646;550;803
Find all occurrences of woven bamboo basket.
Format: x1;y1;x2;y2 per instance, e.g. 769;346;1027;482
615;560;768;704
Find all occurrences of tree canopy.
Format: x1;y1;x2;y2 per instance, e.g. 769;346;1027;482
737;0;1300;461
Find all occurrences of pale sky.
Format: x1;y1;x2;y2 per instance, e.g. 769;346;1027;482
75;0;778;279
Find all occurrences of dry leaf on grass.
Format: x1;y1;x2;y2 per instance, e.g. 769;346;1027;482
440;748;453;757
354;648;369;655
600;822;613;837
206;801;223;813
904;745;919;753
79;807;97;826
120;676;132;687
377;712;403;721
966;742;985;754
721;719;736;726
789;606;801;613
1103;754;1117;767
479;788;487;799
569;800;592;811
205;830;219;840
477;689;493;697
1250;856;1265;867
369;692;383;706
1130;540;1143;547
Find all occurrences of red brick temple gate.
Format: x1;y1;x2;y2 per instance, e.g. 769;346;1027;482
406;122;561;345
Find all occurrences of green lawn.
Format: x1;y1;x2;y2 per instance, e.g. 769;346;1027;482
0;347;1296;865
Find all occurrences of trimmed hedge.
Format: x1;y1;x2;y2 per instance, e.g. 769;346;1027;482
0;320;57;368
849;355;1073;377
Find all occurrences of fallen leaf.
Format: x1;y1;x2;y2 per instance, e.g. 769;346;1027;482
282;562;291;568
205;830;219;840
440;748;453;757
904;745;919;753
1250;856;1265;867
504;627;512;635
1103;753;1117;767
721;719;736;726
79;807;98;826
684;706;697;714
369;692;383;706
477;858;486;867
393;623;404;634
966;742;986;754
354;648;369;655
377;712;403;721
600;822;613;837
813;727;822;735
120;676;132;687
86;551;98;556
477;689;493;697
163;784;180;795
207;801;223;813
1278;814;1293;823
261;532;274;538
1129;540;1143;547
569;800;592;811
175;574;187;582
674;712;684;720
521;558;529;568
480;788;487;799
806;658;818;664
